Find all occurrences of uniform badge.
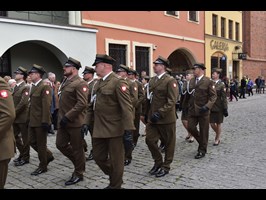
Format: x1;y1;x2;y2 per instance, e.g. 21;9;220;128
0;90;8;98
212;85;215;89
25;91;29;96
121;85;127;92
134;87;137;91
173;83;177;88
45;90;50;95
82;87;87;92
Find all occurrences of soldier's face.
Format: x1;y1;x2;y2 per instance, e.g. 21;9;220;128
153;63;164;75
29;72;40;83
63;66;75;77
95;62;105;77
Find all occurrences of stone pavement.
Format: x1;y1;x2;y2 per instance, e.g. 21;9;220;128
5;93;266;189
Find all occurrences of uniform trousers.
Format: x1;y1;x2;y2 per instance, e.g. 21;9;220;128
56;127;85;178
0;159;10;189
132;112;141;145
145;123;176;171
13;123;30;161
92;136;124;189
29;127;54;170
187;112;210;154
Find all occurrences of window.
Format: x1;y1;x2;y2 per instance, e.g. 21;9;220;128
212;14;218;36
0;11;7;16
166;11;179;17
235;22;239;41
229;20;233;39
0;50;11;77
135;46;150;76
221;17;226;38
109;44;127;71
189;11;198;22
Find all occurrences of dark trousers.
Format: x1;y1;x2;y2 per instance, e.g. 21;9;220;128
29;127;54;170
13;123;30;161
92;136;124;189
0;159;10;189
145;123;176;171
133;113;141;145
187;113;210;154
56;127;85;178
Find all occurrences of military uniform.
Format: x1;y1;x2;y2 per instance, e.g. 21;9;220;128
186;63;217;158
56;57;89;185
0;77;16;189
145;56;178;177
89;54;135;189
28;64;54;175
12;67;30;166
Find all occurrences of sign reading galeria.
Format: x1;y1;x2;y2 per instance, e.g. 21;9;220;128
210;40;229;52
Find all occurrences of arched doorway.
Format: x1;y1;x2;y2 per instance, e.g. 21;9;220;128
211;52;227;79
1;40;67;81
168;48;196;77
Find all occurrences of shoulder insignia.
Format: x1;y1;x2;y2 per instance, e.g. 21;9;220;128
121;85;127;92
0;90;8;98
82;87;88;92
173;83;177;88
212;85;215;89
134;87;137;91
45;90;50;95
25;91;29;96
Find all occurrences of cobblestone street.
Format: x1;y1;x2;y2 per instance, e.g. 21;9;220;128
5;93;266;189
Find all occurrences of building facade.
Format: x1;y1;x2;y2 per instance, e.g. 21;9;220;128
81;11;205;77
0;11;97;79
205;11;243;80
242;11;266;81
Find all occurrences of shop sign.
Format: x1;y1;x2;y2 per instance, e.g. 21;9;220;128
210;40;229;52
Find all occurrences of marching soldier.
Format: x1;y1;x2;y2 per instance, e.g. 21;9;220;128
81;66;97;161
28;64;54;175
187;63;217;159
210;68;228;146
144;56;178;177
87;54;135;189
12;67;31;166
0;76;16;189
56;57;89;186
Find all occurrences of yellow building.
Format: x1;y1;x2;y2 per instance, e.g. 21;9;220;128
205;11;243;80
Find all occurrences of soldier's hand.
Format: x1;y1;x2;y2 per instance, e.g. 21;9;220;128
60;116;69;128
199;106;209;113
150;112;161;123
41;123;49;132
81;124;90;138
223;109;229;117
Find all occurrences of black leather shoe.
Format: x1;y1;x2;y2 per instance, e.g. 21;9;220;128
65;176;83;186
86;151;93;161
155;168;169;177
14;160;29;166
31;168;47;176
13;157;21;163
195;152;205;159
149;165;161;175
124;160;131;166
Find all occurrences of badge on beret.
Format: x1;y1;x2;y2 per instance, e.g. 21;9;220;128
25;91;29;96
0;90;8;98
45;90;50;95
173;83;177;88
82;87;87;92
121;85;127;92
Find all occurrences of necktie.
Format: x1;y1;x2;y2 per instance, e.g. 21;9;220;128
196;78;199;85
155;76;159;82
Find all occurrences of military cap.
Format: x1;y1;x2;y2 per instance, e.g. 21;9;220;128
82;66;95;74
14;66;28;77
212;68;223;74
64;57;82;69
128;68;138;76
193;63;206;70
185;69;194;75
144;75;150;81
153;56;170;67
116;64;129;72
92;54;116;66
28;64;46;75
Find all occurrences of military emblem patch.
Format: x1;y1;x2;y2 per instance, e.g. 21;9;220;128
121;85;127;92
45;90;50;95
83;87;87;92
25;91;29;96
0;90;8;98
173;83;177;88
134;87;137;91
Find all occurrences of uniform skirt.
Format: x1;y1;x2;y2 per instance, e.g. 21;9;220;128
210;111;224;123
